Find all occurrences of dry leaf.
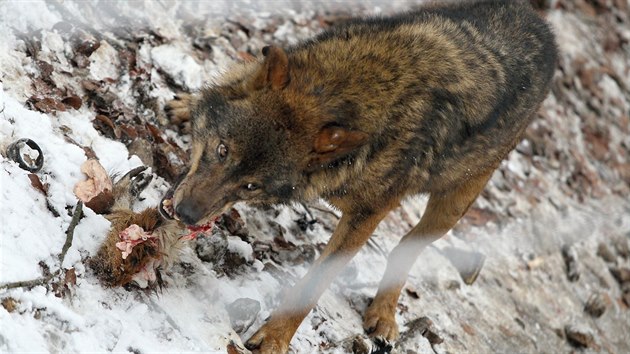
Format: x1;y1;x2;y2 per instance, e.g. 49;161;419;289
65;268;77;286
1;298;19;313
62;95;82;110
28;173;48;195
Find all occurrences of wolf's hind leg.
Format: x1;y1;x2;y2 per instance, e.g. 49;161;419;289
363;168;495;342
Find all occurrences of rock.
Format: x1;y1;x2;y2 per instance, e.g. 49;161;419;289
564;324;596;348
226;298;261;334
127;138;154;167
195;230;228;263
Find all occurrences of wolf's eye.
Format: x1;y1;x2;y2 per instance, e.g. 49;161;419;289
217;143;228;161
244;183;259;191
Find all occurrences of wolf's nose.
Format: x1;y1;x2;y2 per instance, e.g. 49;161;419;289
175;200;202;225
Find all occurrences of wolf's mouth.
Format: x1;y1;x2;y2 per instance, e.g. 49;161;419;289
159;189;219;229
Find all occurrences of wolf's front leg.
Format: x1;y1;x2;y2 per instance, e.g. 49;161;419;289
363;169;495;342
245;202;396;354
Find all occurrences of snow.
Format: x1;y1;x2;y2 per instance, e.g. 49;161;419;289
151;44;205;90
89;41;121;81
1;1;630;353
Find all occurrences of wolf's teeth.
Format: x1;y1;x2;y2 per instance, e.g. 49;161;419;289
161;198;177;219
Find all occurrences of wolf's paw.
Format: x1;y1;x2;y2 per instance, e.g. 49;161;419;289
165;93;194;125
244;321;292;354
363;302;400;343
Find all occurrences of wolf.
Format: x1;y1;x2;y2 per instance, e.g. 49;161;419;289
163;0;557;352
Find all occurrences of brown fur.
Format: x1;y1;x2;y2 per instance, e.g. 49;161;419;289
89;170;185;287
89;208;161;287
167;1;557;352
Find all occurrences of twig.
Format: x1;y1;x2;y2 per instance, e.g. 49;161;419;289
59;201;83;264
0;277;55;290
0;202;84;291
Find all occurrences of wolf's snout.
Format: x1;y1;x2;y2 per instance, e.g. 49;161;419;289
174;199;202;225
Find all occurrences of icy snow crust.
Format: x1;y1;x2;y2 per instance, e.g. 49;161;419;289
1;1;630;353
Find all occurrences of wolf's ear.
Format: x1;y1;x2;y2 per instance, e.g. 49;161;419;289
251;46;290;91
311;125;368;165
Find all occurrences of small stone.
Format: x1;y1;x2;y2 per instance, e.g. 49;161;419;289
405;286;420;300
526;256;545;270
397;316;433;345
597;243;617;263
127;139;154;168
609;267;630;284
424;329;444;345
561;244;580;282
613;237;629;259
52;21;74;35
445;280;461;290
351;335;371;354
226;298;261;334
584;292;608;318
553;328;565;339
75;38;101;57
564;325;595;348
461;323;476;336
226;341;249;354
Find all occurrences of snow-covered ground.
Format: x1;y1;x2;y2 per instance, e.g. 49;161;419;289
1;1;629;353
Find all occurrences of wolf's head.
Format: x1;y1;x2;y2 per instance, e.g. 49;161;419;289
164;46;367;225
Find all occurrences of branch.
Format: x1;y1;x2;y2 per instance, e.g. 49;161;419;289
0;202;84;291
